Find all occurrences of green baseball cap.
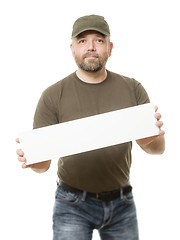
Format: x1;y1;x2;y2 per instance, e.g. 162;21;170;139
72;14;110;38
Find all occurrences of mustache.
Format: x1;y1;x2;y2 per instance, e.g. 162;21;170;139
83;52;99;58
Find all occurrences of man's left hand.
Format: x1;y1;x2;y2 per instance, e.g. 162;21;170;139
136;105;165;154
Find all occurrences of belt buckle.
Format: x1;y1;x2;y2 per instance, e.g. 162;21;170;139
96;192;110;202
96;193;100;201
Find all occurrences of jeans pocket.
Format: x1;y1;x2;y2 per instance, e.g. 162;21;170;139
55;186;82;205
123;191;134;204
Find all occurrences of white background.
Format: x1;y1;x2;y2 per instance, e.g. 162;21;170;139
0;0;179;239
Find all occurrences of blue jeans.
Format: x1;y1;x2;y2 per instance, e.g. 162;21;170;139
53;185;139;240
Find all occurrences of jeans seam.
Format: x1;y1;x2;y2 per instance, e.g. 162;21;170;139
55;187;82;206
99;201;114;229
56;194;82;205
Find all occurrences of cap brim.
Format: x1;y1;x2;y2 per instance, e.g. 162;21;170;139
72;27;110;38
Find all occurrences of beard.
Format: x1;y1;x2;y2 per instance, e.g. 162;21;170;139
75;52;109;72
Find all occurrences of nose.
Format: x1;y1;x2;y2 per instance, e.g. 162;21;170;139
87;40;96;52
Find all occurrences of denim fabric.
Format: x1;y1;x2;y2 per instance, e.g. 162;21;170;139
53;185;139;240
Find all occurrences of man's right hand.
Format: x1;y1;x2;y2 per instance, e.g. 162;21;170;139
16;138;29;169
16;138;51;172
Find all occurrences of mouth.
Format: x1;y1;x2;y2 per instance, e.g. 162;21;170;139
85;56;98;59
83;53;99;59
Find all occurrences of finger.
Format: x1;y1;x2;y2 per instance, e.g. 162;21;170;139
155;112;162;121
22;163;28;169
22;163;33;169
154;105;158;112
16;138;20;143
16;149;24;157
18;156;26;163
156;121;163;128
159;130;165;136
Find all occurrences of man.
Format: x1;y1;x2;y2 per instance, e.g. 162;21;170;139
16;15;165;240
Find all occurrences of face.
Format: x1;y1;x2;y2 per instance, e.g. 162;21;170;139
71;30;113;72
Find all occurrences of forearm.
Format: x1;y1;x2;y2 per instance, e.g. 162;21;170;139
137;135;165;155
29;160;51;173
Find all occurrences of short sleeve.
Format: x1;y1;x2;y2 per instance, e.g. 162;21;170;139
134;81;150;105
33;90;59;129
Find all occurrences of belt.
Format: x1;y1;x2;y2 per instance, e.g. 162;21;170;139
59;181;132;202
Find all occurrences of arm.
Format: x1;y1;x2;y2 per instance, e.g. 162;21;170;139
16;138;51;173
136;106;165;155
16;87;58;172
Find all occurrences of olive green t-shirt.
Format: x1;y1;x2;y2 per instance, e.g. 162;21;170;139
33;70;150;193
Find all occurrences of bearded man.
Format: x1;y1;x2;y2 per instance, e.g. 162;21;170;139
16;15;165;240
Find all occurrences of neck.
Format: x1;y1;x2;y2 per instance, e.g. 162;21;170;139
76;68;107;84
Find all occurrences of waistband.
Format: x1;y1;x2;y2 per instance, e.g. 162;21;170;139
58;181;132;202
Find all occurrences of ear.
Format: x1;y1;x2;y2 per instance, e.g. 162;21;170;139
108;42;113;57
70;43;74;57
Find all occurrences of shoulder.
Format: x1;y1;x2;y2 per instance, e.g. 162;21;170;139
108;70;150;104
43;72;75;95
40;72;75;103
108;70;140;87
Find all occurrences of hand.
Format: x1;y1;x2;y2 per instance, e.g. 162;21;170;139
16;138;30;169
16;138;51;172
136;105;165;147
154;105;165;136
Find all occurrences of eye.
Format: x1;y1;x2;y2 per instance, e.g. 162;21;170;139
79;39;86;44
97;39;104;43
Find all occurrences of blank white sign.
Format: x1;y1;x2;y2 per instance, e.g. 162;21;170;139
19;103;159;165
